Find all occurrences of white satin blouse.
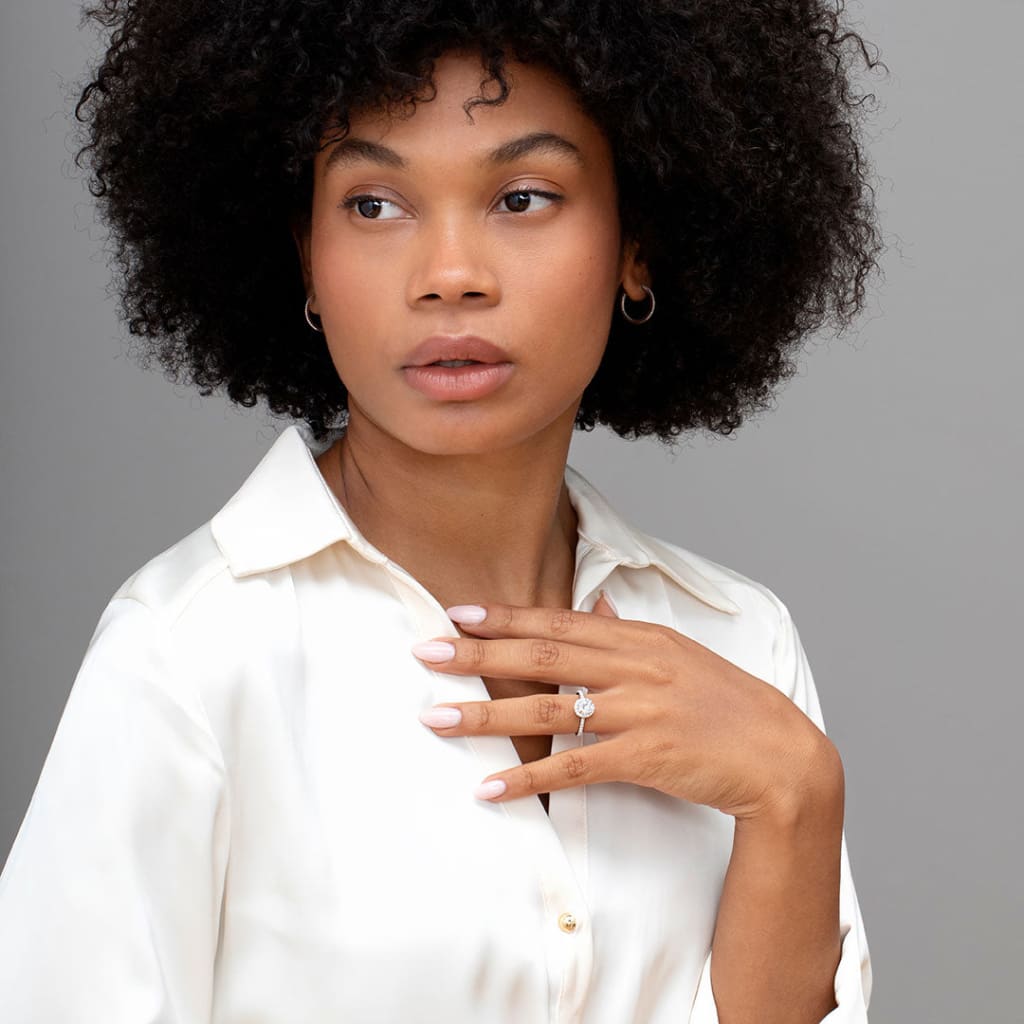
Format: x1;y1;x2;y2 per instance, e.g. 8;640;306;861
0;424;871;1022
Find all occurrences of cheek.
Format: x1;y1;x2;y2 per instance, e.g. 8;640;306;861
525;228;621;373
309;234;391;377
311;228;371;318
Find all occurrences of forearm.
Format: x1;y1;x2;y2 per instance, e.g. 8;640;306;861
709;740;846;1024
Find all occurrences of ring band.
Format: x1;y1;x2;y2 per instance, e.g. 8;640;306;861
574;687;596;736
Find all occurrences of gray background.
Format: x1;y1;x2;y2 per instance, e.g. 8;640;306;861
1;2;1021;1021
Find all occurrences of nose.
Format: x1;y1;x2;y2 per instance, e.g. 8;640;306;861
406;213;501;309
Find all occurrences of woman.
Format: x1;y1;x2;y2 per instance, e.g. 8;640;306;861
0;1;883;1021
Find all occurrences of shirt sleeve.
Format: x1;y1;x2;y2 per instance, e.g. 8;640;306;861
0;596;230;1022
688;600;872;1022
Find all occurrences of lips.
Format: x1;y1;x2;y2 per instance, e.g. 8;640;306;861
402;335;512;368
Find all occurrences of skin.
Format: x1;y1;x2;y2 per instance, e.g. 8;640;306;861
295;48;647;768
293;49;844;1024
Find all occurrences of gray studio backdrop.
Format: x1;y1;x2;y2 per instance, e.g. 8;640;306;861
1;2;1020;1022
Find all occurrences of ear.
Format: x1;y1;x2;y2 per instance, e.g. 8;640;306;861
619;237;651;303
291;214;313;298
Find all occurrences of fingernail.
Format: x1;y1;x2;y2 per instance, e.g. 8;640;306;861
474;779;507;800
411;640;457;662
599;589;620;616
446;604;487;625
418;706;462;728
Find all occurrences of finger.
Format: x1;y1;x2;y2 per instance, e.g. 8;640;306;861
411;634;655;689
473;740;621;802
443;597;672;650
419;691;616;737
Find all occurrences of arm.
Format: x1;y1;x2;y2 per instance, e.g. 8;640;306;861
710;738;846;1023
0;596;230;1021
689;604;871;1023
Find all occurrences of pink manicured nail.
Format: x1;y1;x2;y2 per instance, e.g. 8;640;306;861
418;706;462;728
447;604;487;625
474;779;507;800
411;640;456;662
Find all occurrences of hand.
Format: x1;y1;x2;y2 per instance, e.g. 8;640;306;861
412;593;840;820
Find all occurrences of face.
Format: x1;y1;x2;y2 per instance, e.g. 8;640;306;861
295;48;648;456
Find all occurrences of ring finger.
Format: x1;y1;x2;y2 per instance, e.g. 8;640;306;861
418;690;616;738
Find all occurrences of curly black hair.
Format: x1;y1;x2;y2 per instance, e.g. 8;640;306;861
70;0;886;445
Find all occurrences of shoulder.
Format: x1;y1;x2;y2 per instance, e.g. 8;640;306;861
626;526;814;702
565;461;791;629
95;520;297;712
634;523;793;629
108;514;300;643
111;522;234;629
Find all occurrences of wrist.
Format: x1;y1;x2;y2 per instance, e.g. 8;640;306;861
741;734;845;831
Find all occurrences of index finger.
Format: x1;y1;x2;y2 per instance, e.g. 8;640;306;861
443;599;675;650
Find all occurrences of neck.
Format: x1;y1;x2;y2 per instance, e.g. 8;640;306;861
314;405;581;613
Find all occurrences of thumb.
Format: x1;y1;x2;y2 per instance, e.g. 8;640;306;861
592;589;620;618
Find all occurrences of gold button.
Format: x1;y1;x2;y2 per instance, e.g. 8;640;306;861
558;912;578;933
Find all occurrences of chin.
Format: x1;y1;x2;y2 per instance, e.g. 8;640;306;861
395;409;560;457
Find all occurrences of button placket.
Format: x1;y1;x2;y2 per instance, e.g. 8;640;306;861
388;547;622;1024
544;552;630;1022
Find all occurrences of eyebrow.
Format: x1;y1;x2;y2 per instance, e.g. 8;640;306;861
321;130;585;178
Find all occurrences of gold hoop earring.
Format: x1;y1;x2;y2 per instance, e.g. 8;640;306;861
304;295;324;333
620;285;655;324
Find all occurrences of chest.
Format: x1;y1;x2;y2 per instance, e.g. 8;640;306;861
203;563;741;1022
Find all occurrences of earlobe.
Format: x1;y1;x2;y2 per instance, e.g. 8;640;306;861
618;239;656;323
618;237;650;301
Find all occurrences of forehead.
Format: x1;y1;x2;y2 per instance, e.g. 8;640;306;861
315;50;606;171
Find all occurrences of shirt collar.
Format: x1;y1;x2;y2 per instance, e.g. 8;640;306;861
210;424;740;616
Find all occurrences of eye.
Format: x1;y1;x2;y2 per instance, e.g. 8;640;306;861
340;194;406;220
496;188;564;214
